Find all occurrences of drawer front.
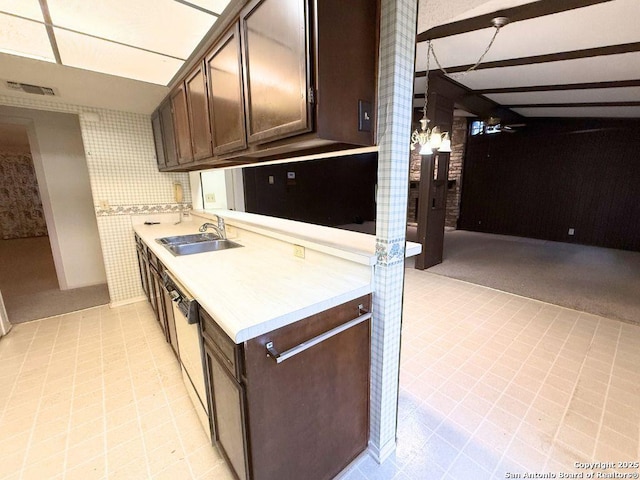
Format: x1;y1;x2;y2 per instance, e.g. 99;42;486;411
200;307;239;378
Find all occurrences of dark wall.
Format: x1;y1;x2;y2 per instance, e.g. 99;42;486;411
243;152;377;227
459;118;640;251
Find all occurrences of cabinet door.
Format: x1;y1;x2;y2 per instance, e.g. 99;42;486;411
206;23;247;155
241;0;311;145
204;341;249;480
244;296;370;480
150;267;166;336
135;245;150;301
151;110;166;169
171;84;193;164
159;100;178;167
185;62;214;161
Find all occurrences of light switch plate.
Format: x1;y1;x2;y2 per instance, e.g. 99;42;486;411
358;100;372;132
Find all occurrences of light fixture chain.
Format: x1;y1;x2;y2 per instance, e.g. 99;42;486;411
423;39;430;118
429;25;502;77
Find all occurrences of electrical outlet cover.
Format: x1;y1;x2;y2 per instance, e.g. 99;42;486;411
293;245;305;258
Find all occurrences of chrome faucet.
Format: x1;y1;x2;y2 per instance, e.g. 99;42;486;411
199;215;226;239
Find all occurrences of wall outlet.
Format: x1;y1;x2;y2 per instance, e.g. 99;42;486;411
205;193;216;203
568;228;575;235
293;244;305;259
268;175;275;184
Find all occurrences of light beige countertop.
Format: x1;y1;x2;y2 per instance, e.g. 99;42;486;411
133;210;420;343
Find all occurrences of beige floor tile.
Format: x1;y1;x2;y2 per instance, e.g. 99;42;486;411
2;271;639;480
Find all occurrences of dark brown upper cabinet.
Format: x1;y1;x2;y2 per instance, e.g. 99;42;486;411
151;109;166;169
206;23;247;156
185;62;214;161
153;0;377;172
171;84;193;165
152;99;179;170
240;0;311;145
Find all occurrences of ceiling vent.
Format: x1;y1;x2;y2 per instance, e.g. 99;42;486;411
6;81;56;96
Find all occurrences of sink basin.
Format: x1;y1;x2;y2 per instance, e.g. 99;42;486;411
157;233;219;246
156;234;243;256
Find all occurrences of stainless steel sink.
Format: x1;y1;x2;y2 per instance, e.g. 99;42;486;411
156;234;243;256
157;233;219;246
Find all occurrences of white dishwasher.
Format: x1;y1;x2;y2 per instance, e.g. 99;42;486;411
162;271;211;439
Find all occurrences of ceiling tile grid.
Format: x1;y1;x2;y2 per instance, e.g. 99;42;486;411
0;0;231;85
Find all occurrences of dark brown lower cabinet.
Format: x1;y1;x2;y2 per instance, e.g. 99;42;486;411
135;238;151;303
135;235;179;360
203;339;250;480
201;295;371;480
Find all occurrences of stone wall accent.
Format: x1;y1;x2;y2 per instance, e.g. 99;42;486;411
446;117;467;228
407;116;468;228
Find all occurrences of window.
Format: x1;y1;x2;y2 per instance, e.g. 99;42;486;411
470;120;485;136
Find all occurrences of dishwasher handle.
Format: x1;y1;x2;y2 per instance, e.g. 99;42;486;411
266;305;371;364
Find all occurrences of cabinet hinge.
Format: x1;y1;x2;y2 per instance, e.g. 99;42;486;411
308;88;315;104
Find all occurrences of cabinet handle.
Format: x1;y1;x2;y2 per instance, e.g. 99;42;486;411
266;305;371;364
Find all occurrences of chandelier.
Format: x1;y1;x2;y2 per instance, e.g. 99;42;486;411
410;17;510;156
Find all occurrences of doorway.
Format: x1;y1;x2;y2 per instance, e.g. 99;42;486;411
0;116;109;324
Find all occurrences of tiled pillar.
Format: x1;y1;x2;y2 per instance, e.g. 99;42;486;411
370;0;418;462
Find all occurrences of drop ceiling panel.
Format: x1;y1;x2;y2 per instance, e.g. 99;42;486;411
0;0;44;21
449;52;640;90
47;0;217;59
54;28;183;85
0;13;55;62
513;106;640;118
417;0;640;71
487;87;640;105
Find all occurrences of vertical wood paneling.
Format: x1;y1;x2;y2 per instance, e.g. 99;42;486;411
459;119;640;251
243;153;378;227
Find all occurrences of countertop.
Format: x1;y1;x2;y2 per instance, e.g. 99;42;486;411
133;210;420;343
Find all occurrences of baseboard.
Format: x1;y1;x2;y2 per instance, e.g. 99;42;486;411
367;437;396;463
110;296;147;308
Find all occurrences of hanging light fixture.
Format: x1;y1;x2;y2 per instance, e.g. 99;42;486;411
411;17;510;156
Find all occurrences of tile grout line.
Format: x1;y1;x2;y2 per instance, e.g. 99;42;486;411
0;322;40;424
400;289;548;478
135;304;199;479
542;314;602;468
589;321;622;460
502;312;598;475
126;307;155;479
439;300;558;478
19;319;63;480
61;316;82;478
99;309;110;479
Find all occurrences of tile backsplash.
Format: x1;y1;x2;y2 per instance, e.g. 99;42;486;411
0;94;191;303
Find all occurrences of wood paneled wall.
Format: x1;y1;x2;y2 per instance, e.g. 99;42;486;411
243;152;377;227
458;118;640;251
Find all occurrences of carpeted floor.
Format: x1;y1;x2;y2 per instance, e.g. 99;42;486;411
425;230;640;326
0;236;110;324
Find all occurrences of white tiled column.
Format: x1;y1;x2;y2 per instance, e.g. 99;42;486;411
370;0;418;462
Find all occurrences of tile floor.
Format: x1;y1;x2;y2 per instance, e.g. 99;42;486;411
1;269;639;480
0;302;233;480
